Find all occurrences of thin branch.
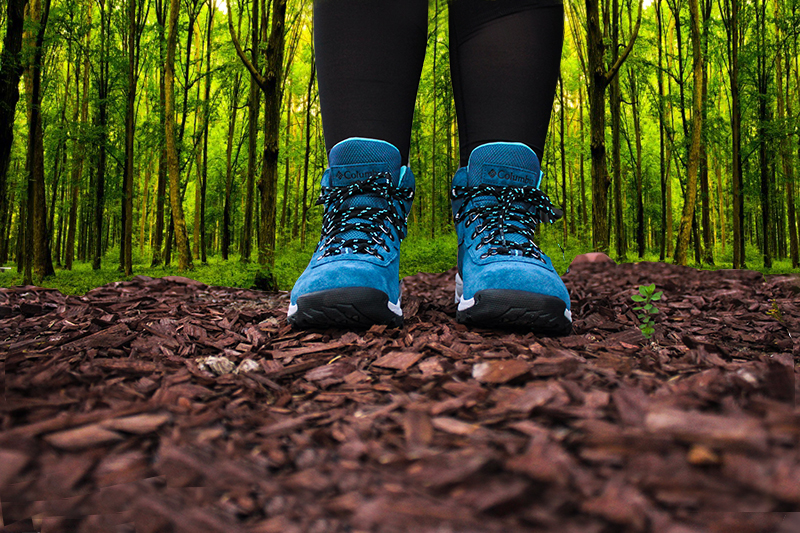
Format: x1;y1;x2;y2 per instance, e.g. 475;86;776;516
605;0;643;83
226;0;267;90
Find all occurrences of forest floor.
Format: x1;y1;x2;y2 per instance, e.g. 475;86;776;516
0;260;798;533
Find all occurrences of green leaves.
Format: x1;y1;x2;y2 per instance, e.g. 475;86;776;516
632;284;662;340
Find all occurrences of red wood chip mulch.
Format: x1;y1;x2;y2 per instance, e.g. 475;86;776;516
1;263;798;532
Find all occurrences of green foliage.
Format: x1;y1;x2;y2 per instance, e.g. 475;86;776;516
631;283;663;339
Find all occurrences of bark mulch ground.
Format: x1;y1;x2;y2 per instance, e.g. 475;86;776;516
1;261;798;533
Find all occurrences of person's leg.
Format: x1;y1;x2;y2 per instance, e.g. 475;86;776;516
448;0;572;335
289;1;428;329
449;0;564;165
314;0;429;164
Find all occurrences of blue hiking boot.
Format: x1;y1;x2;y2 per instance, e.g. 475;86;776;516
451;142;572;335
288;137;415;329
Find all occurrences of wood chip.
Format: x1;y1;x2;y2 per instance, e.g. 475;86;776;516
472;359;530;383
44;425;124;451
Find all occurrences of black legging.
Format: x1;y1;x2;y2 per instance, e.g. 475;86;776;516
313;0;564;167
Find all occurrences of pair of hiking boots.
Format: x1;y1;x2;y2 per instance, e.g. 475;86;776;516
287;138;572;336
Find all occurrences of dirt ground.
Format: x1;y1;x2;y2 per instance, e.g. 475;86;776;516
1;260;798;532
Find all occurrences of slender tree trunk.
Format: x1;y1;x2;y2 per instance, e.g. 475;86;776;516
628;68;644;258
430;0;439;238
300;55;316;248
93;0;110;271
586;0;610;253
165;0;192;270
0;0;28;258
699;0;713;264
192;32;203;261
656;0;667;260
724;0;744;268
222;75;241;260
585;0;640;253
199;5;213;264
140;158;152;257
66;5;91;270
121;0;141;276
776;3;798;268
559;76;567;246
579;85;587;230
256;0;287;269
611;0;625;260
150;0;167;266
673;0;703;265
23;0;54;283
755;0;771;268
17;193;26;273
1;189;15;263
240;0;259;263
280;88;292;238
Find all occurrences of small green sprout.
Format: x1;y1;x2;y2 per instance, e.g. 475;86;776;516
631;284;662;339
766;299;783;323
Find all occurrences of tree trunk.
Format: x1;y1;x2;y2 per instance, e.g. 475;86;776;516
151;0;167;266
0;0;28;259
140;158;152;257
776;2;798;268
93;0;110;271
256;0;287;269
23;0;54;283
1;189;15;263
610;0;625;261
559;76;567;246
723;0;745;268
628;68;644;258
579;86;587;230
281;89;292;238
238;0;259;263
656;0;667;260
66;4;91;270
755;0;771;268
121;0;141;276
431;0;439;239
199;5;213;264
300;54;316;248
165;0;192;271
673;0;703;265
699;0;713;264
586;0;610;253
222;73;241;260
585;0;640;253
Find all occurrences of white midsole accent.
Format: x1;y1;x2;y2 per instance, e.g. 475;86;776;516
287;295;403;317
454;273;476;310
388;296;403;316
458;297;476;311
455;272;573;321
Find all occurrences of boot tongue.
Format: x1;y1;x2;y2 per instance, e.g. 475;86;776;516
329;138;402;187
323;138;403;251
467;142;542;189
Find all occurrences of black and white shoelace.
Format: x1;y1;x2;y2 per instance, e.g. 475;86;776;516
451;185;562;261
316;173;414;261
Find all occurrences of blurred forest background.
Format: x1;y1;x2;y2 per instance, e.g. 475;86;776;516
0;0;798;294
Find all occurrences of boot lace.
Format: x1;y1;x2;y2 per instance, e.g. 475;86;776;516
316;173;414;261
451;185;562;261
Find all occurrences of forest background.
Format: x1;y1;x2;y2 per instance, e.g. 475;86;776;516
0;0;798;295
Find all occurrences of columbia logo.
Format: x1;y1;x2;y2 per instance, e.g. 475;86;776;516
488;169;496;178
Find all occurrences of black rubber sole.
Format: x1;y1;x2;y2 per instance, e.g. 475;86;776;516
288;287;403;330
457;289;572;336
